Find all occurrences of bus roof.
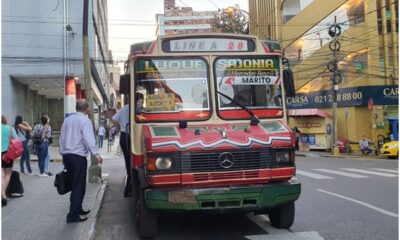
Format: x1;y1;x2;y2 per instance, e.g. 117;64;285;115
129;33;281;55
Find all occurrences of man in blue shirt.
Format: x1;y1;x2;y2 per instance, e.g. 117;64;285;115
59;99;103;223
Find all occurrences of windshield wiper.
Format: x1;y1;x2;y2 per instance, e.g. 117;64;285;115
216;90;260;126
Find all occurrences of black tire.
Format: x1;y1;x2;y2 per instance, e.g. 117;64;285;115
132;170;140;224
137;188;158;239
268;202;295;229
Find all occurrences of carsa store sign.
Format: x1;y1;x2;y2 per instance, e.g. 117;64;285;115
286;85;398;109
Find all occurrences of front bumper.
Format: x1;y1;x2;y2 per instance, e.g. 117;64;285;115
144;180;301;212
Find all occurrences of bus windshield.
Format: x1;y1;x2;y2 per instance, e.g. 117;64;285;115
134;57;211;122
214;56;283;119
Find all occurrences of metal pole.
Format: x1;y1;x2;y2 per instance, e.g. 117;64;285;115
63;0;67;118
331;16;339;156
83;0;101;183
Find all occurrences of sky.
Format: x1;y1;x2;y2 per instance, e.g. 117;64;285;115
108;0;248;66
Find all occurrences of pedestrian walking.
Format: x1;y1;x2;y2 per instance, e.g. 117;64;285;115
2;115;18;207
59;99;103;223
14;116;33;175
32;116;51;176
112;99;132;197
43;116;53;176
97;125;106;148
110;125;117;144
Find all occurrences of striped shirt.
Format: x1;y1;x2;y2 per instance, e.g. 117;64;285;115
59;112;99;157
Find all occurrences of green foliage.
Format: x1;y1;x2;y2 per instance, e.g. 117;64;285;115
210;5;249;34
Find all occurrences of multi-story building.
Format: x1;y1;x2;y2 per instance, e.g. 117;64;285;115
250;0;398;150
2;0;111;132
156;0;217;36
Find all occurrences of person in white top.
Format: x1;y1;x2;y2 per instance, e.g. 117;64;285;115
112;99;132;197
97;125;106;148
59;99;103;223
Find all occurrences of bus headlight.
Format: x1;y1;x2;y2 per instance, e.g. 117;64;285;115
276;152;290;162
155;157;172;170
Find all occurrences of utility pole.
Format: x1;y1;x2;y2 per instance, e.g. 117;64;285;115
83;0;101;182
328;16;342;156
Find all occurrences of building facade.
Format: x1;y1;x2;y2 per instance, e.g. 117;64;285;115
2;0;111;132
249;0;399;148
156;0;217;36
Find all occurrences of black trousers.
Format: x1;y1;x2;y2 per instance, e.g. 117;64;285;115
120;132;132;190
63;154;87;220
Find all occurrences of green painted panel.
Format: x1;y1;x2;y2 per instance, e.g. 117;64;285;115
144;182;301;211
151;126;178;137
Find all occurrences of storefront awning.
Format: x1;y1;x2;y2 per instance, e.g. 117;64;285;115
288;109;332;119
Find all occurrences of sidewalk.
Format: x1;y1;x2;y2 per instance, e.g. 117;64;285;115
295;150;388;160
1;140;121;240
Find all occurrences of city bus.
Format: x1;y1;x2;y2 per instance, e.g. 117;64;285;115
119;33;300;238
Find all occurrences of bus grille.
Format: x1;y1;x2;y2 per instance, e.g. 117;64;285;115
181;149;277;173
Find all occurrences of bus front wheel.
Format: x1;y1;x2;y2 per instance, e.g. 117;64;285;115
136;189;158;239
268;202;295;229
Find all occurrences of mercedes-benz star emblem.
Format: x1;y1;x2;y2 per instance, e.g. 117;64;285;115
218;152;235;169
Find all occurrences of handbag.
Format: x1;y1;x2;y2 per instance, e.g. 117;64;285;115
54;168;71;195
2;127;23;162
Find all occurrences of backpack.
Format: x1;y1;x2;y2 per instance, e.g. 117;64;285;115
2;127;23;162
32;125;44;145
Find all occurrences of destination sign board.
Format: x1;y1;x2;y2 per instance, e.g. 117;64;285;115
163;38;255;52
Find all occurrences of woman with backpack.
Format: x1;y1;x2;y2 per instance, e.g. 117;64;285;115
2;115;18;206
14;116;33;175
32;116;51;177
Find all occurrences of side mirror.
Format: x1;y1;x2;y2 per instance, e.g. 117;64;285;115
120;74;130;95
282;58;296;98
283;69;296;98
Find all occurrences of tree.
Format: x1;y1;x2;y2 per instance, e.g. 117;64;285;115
210;5;249;34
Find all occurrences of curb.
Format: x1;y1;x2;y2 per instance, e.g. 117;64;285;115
296;152;389;160
80;181;107;240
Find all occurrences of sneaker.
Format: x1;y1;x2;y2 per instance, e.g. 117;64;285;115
27;172;34;176
39;173;49;177
46;172;53;176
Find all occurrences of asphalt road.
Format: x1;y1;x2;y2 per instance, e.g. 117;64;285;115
292;155;398;240
94;154;398;240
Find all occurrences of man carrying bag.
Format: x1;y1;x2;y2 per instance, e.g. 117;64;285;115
59;100;103;223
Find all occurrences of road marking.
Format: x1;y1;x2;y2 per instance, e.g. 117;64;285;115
342;168;398;177
314;169;368;178
317;189;398;218
369;168;398;174
296;170;333;179
246;214;325;240
245;232;324;240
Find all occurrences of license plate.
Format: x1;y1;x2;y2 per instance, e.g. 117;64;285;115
168;191;196;204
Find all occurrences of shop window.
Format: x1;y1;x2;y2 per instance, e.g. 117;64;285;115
347;1;365;25
340;52;368;83
386;0;392;33
395;0;399;32
376;0;383;34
